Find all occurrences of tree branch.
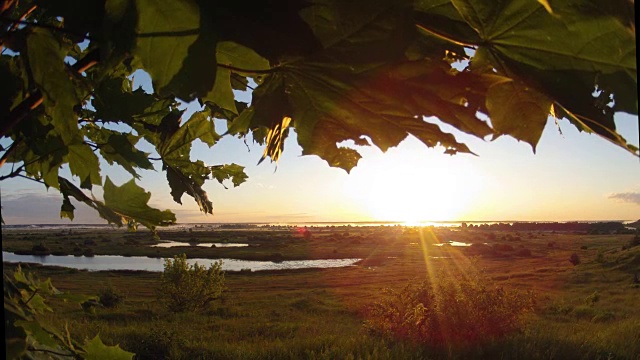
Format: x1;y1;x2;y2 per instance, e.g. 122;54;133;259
0;164;24;180
17;174;44;184
0;16;94;41
9;4;36;31
0;139;19;167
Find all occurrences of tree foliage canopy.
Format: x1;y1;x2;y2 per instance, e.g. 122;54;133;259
0;0;637;230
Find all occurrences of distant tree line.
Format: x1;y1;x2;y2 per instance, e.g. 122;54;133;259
461;222;635;234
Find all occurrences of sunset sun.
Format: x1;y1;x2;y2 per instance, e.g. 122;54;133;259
343;144;483;223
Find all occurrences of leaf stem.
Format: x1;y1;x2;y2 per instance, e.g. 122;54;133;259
415;23;478;48
24;288;38;305
27;346;76;358
216;63;275;75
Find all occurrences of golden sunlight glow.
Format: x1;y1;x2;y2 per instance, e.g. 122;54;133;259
343;145;484;223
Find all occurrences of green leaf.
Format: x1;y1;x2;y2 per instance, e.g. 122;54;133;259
68;142;102;189
56;292;99;304
101;0;138;71
227;73;288;139
299;0;416;66
486;80;552;151
156;108;223;213
203;41;269;113
216;41;271;72
36;0;105;41
134;0;217;101
164;161;213;213
452;0;635;75
0;55;25;117
103;177;176;230
230;73;249;91
61;196;75;220
244;58;493;171
15;320;59;348
452;0;637;152
21;129;66;189
23;293;53;314
414;0;483;46
84;125;153;178
26;28;81;144
159;108;219;157
59;177;124;226
82;335;134;360
4;320;28;360
210;164;248;188
91;77;156;124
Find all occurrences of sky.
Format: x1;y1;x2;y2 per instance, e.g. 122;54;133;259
1;72;639;225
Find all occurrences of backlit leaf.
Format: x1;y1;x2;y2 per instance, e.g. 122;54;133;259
68;142;102;189
211;164;248;188
486;80;552;151
26;28;82;144
164;161;212;213
451;0;637;152
134;0;217;101
203;42;269;114
15;320;59;348
59;177;124;226
60;196;75;220
82;335;134;360
103;177;176;230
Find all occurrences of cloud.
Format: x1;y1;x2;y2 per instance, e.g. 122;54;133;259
608;192;640;205
1;193;104;224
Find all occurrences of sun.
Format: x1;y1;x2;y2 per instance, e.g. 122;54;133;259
343;143;483;223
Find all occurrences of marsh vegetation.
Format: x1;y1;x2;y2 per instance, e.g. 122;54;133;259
3;225;640;359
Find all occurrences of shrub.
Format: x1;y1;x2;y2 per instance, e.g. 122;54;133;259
584;291;600;306
364;273;536;347
31;243;50;255
493;243;514;252
569;253;581;265
157;254;225;313
98;285;125;308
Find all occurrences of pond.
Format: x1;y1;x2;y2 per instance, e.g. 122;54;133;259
1;252;360;272
433;241;472;247
150;241;249;248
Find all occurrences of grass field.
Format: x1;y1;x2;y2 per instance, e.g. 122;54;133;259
3;225;639;359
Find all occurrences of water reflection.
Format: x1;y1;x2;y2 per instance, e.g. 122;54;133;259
2;252;359;272
150;241;249;248
433;241;471;247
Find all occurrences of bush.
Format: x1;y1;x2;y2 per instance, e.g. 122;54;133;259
569;253;581;265
98;285;125;308
157;254;225;313
31;243;50;255
364;273;536;347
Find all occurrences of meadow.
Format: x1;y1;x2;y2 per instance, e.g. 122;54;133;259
3;225;639;359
